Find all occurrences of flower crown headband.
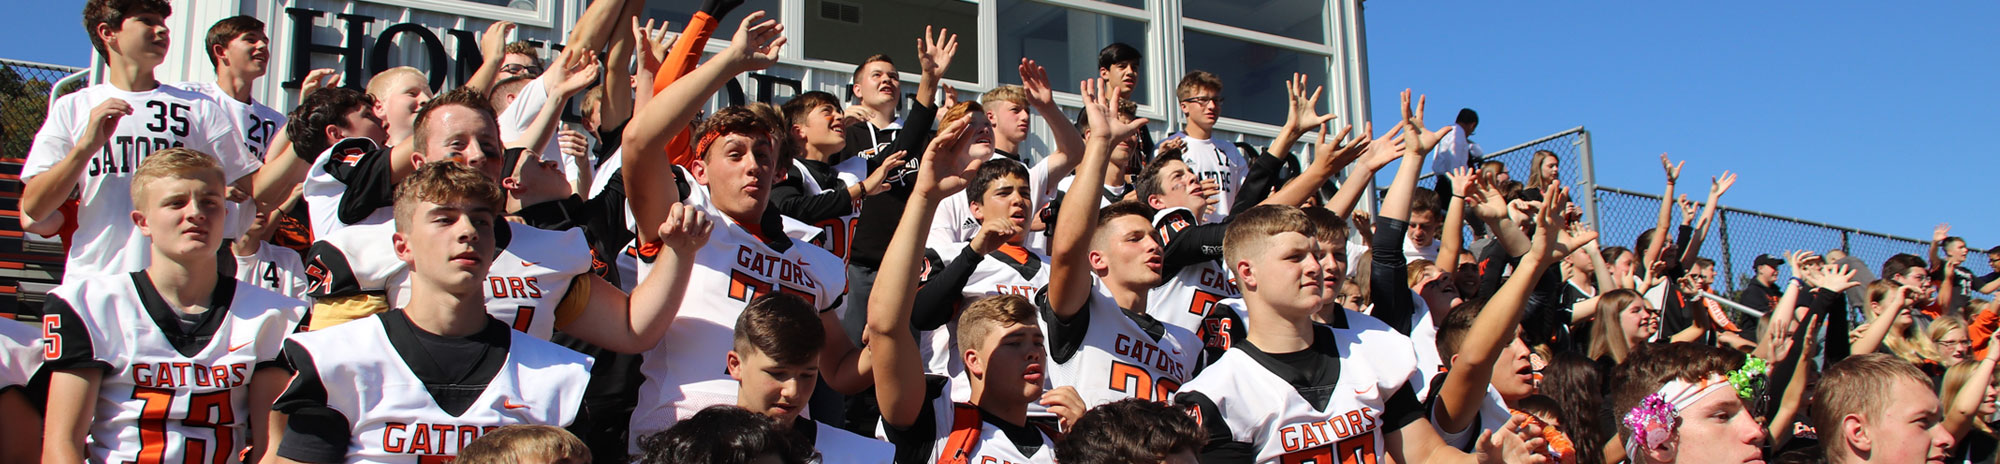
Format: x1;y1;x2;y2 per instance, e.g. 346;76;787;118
1621;357;1770;458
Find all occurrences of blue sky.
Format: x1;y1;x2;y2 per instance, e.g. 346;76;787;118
5;1;1993;248
1360;0;2000;249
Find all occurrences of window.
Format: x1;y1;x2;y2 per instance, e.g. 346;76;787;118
1183;0;1325;43
640;0;784;39
995;0;1149;104
1180;29;1329;127
358;0;555;27
800;0;981;84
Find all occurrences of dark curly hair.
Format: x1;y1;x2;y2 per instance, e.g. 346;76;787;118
636;405;814;464
285;87;377;161
1056;398;1206;464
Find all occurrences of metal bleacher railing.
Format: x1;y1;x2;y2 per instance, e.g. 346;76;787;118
1429;125;1992;300
1;58;88;317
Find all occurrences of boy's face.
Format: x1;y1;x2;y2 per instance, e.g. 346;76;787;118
970;174;1031;241
1099;61;1138;98
1948;241;1969;261
987;100;1031;146
374;74;434;134
133;174;227;260
507;150;572;203
104;13;171;66
1663;387;1766;464
1487;337;1536;400
1144;159;1207;214
853;60;901;109
1314;238;1346;301
792;104;847;155
335;106;390;147
694;132;781;224
1177;87;1221;129
968;321;1048;403
416;104;506;181
1407;210;1439;248
1849;377;1953;464
963;111;996;157
1089;214;1165;288
394;199;498;294
500;53;541;79
1108;113;1140;167
728;348;818;426
221;30;270;75
1241;231;1323;316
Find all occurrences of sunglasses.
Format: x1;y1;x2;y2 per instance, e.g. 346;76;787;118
1180;96;1225;105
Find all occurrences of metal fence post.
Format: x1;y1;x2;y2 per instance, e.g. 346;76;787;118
1577;129;1601;229
1718;210;1735;295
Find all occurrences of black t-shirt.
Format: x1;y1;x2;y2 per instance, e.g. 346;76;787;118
843;105;938;268
1954;427;1999;464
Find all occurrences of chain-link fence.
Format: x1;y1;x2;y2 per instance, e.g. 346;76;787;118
2;59;88;160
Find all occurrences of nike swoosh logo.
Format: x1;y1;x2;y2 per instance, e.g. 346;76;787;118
229;341;253;352
1353;386;1373;395
501;399;531;410
520;261;539;267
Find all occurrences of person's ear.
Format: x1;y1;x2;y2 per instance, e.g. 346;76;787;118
962;347;983;380
392;231;414;264
969;201;986;223
1844;413;1872;453
1087;250;1111;274
131;209;148;235
691;159;711;186
500;176;522;192
1146;194;1166;211
726;351;744;381
1643;434;1679;463
1235;259;1256;291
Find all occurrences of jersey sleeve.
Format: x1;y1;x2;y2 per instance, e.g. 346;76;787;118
273;341;355;463
22;95;82;184
1034;287;1091;364
1383;381;1428;434
1174;391;1257;463
912;246;978;331
195;98;260;183
1229;150;1287;215
0;321;47;390
1370;217;1418;334
881;375;951;464
498;76;551;137
319;138;397;226
1156;208;1226;272
769;164;856;224
38;295;106;373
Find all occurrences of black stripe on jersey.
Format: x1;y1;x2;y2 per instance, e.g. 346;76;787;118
1233;325;1425;432
273;342;354;464
40;296;108;372
1033;287;1167;365
881;375;1046;464
754;207;794;253
495;219;515;250
379;310;512;416
132;271;237;357
790;416;820;449
986;248;1043;282
304;239;362;299
1173;391;1257;462
321;138;395;226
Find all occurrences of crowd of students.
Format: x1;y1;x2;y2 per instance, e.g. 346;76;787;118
0;0;1990;463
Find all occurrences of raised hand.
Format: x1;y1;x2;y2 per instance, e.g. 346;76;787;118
1446;166;1476;197
917;25;959;78
1311;122;1368;172
1081;78;1147;143
913;117;984;198
1018;58;1055;108
719;11;785;73
1360;122;1409;172
657;202;714;254
1676;194;1697;225
842;105;879;128
1811;263;1862;293
1661;153;1684;185
630;17;676;75
1283;73;1337;135
1397;88;1455;156
1478;413;1556;464
1040;386;1086;433
1466;174;1511;223
480;21;517;62
298;68;339;98
969;212;1022;255
1935;223;1953;243
1709;171;1737;198
558;130;589;159
550;50;602;96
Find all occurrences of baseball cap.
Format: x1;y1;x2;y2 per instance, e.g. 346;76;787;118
1754;254;1784;269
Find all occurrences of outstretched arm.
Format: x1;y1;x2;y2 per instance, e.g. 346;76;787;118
868;117;980;428
559;204;710;353
1641;154;1682;276
1946;331;2000;440
912;26;958;109
510;50;600;150
1437;167;1473;270
462;21;517;95
1019;58;1085;193
622;12;784;244
1678;172;1734;268
1046;78;1148;320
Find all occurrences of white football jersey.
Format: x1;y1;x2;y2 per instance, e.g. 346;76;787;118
1147;207;1240;335
1175;323;1419;464
303;221;407;301
1173;135;1248;223
234;245;310;300
883;376;1057;464
301;138;395;239
40;272;304;464
630;184;848;442
179;81;286;239
448;222;592;339
1040;277;1200;407
916;243;1050;401
23;84;259;282
0;319;45;390
793;156;868;260
803;418;893;464
286;314;592;463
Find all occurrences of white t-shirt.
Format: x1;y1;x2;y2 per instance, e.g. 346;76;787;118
1173;134;1248;223
24;84;259;282
178;81;286;239
926;153;1055;251
1429;123;1473;176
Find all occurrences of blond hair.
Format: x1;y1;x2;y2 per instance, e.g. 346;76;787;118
1175;71;1222;101
956;294;1038;355
391;162;505;232
366;66;427;98
1813;353;1936;460
130;147;225;205
980;85;1030;110
455;425;590;464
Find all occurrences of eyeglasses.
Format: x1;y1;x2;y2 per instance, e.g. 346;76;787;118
1180;96;1225;106
500;63;543;76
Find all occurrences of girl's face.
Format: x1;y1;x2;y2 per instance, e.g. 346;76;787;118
1612;252;1636;276
1938;328;1971;365
1623;299;1660;342
1539;156;1560;184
